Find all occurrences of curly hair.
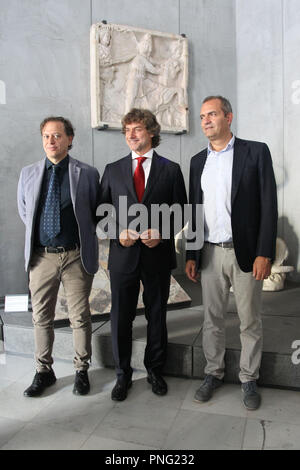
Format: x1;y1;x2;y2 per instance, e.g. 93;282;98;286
122;108;161;148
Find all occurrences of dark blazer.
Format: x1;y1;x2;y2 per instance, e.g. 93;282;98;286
186;137;278;272
18;156;101;274
99;151;187;273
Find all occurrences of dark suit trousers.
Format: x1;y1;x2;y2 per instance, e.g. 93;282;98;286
109;266;171;381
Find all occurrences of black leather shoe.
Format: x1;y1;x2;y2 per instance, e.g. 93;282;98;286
23;370;56;397
147;371;168;396
73;370;90;396
111;379;132;401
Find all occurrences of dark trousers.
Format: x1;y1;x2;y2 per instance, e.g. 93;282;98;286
109;266;171;381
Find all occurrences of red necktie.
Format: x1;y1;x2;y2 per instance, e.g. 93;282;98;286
134;157;147;202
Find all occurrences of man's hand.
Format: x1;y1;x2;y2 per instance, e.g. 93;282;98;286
140;229;161;248
185;260;198;283
119;229;139;247
252;256;271;281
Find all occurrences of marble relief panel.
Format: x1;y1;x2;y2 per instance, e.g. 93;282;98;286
90;22;189;133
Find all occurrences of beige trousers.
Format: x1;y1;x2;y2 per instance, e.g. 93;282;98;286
29;248;94;373
200;243;263;383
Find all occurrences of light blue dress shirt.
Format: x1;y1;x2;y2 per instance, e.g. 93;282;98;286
201;135;235;243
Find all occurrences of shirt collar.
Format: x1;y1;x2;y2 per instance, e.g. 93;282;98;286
46;154;69;170
132;149;154;160
207;135;235;155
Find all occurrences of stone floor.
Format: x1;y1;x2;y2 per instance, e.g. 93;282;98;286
0;353;300;450
1;276;300;450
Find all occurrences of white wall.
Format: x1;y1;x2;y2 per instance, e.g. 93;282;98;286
236;0;300;280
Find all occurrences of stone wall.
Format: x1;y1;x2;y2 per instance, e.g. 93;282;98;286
1;0;299;296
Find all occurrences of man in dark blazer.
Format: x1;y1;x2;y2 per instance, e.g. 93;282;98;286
18;116;100;397
186;96;277;410
99;108;187;401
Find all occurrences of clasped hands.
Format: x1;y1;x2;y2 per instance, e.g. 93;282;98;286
119;229;161;248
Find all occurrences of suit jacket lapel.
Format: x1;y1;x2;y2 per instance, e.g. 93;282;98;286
231;138;248;206
33;159;46;207
195;150;207;204
142;151;162;203
69;156;81;207
122;151;165;203
121;154;138;202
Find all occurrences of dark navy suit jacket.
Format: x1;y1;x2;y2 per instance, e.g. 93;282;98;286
99;151;187;273
186;137;278;272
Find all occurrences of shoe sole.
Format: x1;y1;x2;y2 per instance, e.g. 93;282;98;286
73;386;90;396
242;402;261;411
242;399;261;411
193;396;210;403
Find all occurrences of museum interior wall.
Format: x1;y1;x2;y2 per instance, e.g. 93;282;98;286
236;0;300;283
0;0;299;297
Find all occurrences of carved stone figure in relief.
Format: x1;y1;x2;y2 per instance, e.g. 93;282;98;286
98;26;122;121
98;25;113;66
101;67;125;122
125;33;160;113
155;40;187;128
91;23;189;132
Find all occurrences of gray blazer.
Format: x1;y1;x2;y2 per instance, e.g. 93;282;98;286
17;156;101;274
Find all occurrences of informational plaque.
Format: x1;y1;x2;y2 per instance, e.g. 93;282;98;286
4;295;29;312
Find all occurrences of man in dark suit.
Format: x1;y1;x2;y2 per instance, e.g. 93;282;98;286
185;96;277;410
18;116;100;397
99;108;187;401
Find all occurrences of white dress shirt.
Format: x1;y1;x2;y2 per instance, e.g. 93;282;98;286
201;135;235;243
131;149;153;188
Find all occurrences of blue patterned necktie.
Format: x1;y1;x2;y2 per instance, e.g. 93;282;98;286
43;165;61;238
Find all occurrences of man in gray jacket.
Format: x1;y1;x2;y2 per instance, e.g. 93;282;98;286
17;116;100;397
